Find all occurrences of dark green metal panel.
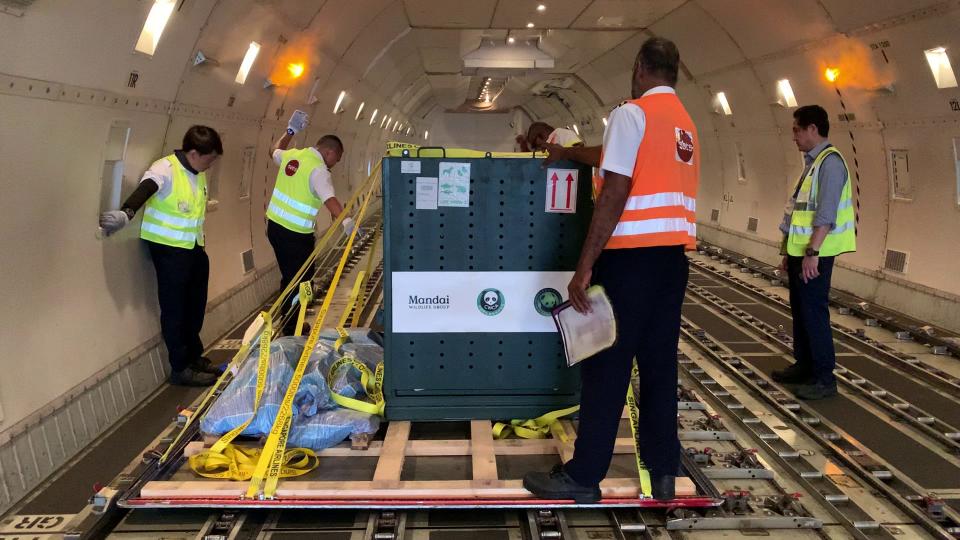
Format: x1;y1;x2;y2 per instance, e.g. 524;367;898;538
383;155;593;420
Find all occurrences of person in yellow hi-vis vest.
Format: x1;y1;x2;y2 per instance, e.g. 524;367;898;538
267;110;352;334
98;126;224;387
772;105;856;400
526;122;583;151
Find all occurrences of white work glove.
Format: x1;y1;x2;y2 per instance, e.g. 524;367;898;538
287;110;308;134
99;210;130;237
341;217;355;235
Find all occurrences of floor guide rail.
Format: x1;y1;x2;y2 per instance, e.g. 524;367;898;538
680;318;960;539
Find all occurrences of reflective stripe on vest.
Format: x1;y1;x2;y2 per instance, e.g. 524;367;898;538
786;146;857;257
600;93;700;250
267;148;325;234
140;155;207;249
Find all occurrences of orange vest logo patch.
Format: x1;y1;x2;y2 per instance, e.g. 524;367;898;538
675;128;694;165
285;159;300;176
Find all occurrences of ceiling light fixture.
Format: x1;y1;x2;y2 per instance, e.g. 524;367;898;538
355;102;365;121
537;4;546;12
135;0;176;56
235;41;260;84
370;108;379;125
526;22;535;28
508;37;515;44
333;90;346;114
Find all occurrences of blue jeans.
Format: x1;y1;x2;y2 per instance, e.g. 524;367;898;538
787;256;836;386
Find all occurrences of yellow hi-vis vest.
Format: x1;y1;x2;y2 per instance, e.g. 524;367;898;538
786;146;856;257
140;155;207;249
267;148;325;234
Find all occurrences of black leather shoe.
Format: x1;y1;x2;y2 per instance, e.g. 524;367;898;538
169;367;217;387
191;356;224;375
771;364;814;385
523;465;601;504
651;475;676;501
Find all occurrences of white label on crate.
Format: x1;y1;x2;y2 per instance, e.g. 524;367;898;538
438;162;470;207
392;272;572;333
415;177;438;210
401;160;421;174
545;168;578;213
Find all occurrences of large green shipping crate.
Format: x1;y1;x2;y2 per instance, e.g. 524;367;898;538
382;150;593;420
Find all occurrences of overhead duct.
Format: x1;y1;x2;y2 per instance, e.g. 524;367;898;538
463;42;555;70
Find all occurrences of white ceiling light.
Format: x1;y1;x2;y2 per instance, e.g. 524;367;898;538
370;109;379;125
715;92;733;115
333;91;346;114
602;117;608;127
572;124;580;135
235;41;260;84
424;131;429;140
507;37;515;44
526;22;535;28
406;126;412;135
537;4;546;12
355;102;365;121
776;79;798;108
925;47;958;89
382;116;390;129
135;0;176;56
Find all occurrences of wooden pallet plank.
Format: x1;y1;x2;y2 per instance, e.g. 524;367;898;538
372;421;411;483
140;477;697;499
556;420;577;463
470;420;498;481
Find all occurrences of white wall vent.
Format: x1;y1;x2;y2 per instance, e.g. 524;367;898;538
747;217;759;233
890;149;912;200
241;249;255;274
884;249;908;274
710;209;720;222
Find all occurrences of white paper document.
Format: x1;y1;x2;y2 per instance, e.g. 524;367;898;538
552;285;617;366
438;162;470;207
415;177;438;210
401;160;421;174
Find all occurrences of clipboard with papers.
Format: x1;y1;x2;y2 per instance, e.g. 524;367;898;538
551;285;617;366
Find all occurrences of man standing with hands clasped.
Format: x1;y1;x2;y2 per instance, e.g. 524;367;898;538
523;37;699;503
772;105;857;400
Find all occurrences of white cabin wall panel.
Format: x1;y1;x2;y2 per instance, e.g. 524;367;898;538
429;113;515;152
647;2;744;76
0;95;170;428
0;0;216;101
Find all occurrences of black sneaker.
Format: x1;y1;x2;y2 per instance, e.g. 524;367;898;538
169;367;217;387
771;364;814;385
651;475;676;501
794;382;838;400
523;465;601;504
191;356;224;375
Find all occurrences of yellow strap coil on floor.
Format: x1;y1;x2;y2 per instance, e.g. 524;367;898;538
492;405;580;443
246;175;379;500
189;445;318;481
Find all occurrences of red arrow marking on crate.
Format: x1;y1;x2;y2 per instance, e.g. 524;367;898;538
565;173;575;209
550;172;559;209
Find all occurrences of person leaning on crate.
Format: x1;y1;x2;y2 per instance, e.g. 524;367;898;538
98;126;224;387
523;36;699;503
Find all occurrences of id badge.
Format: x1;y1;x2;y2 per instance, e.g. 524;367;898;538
178;200;190;213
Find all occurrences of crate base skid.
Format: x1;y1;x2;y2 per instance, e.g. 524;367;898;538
128;419;711;510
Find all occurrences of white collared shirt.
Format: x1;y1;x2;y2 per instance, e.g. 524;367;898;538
600;86;677;179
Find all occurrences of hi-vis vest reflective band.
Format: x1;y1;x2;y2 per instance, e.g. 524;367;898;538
267;148;325;234
597;94;699;250
140;155;207;249
786;146;857;257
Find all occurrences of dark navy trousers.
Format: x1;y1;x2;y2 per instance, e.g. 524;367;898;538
147;241;209;373
786;255;837;385
563;246;688;486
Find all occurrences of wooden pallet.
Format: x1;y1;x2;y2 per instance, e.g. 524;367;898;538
143;419;696;501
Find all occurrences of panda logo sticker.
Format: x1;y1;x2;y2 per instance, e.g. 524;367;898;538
534;288;563;316
675;128;694;165
477;288;505;316
285;159;301;176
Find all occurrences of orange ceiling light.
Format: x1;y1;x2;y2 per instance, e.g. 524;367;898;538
287;62;305;79
824;67;840;83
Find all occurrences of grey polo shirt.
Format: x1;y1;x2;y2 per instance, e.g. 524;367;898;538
779;141;848;236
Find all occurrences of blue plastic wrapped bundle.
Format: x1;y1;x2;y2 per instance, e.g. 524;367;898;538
200;333;381;450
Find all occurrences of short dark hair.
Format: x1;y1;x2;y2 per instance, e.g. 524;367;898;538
527;121;554;140
182;125;223;155
793;105;830;137
637;37;680;86
317;134;344;153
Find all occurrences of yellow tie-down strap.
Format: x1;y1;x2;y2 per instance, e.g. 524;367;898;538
492;405;580;443
326;355;385;416
294;281;313;337
626;360;653;498
246;176;378;499
189;445;318;481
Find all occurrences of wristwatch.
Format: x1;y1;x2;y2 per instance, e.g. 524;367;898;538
286;127;296;136
805;247;819;257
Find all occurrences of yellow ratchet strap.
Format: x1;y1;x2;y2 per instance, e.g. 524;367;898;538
189;445;318;481
492;405;580;443
626;360;653;498
294;282;313;337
